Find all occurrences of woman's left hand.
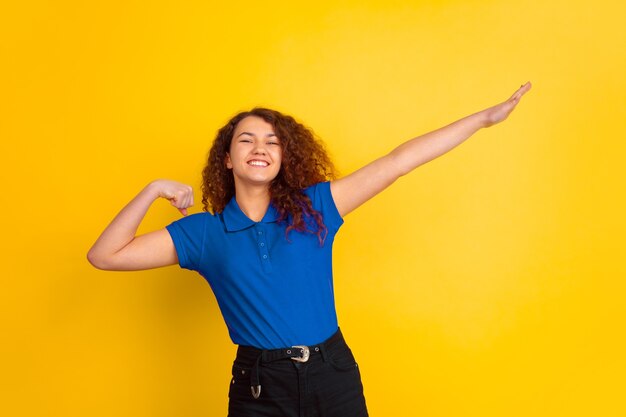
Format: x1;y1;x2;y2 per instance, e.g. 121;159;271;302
481;82;532;127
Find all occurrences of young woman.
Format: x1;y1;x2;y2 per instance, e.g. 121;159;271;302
88;82;532;416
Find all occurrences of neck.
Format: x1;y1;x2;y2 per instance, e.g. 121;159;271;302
234;183;271;222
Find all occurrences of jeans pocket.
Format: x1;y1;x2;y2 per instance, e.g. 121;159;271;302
229;364;253;399
231;364;252;383
327;347;359;372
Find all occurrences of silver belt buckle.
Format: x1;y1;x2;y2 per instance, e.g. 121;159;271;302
290;345;310;362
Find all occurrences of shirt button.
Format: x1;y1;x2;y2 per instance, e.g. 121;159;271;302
258;231;263;235
260;242;265;247
262;254;268;259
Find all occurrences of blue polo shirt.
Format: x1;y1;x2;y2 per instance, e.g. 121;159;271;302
165;181;343;349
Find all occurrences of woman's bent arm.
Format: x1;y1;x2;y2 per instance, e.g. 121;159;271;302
87;180;194;271
331;82;532;217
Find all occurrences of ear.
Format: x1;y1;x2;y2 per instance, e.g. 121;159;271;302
225;152;233;169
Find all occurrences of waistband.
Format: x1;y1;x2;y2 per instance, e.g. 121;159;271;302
236;327;345;364
236;327;346;399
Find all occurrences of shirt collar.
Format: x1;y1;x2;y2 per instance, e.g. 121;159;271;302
223;197;280;232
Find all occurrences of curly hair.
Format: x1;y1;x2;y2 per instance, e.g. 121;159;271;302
201;107;336;245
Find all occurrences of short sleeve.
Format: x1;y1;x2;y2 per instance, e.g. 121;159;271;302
165;213;207;271
305;181;344;234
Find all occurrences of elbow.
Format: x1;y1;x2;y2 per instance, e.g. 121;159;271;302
392;157;427;178
387;146;431;178
387;153;412;178
87;249;111;270
385;150;413;177
395;165;411;178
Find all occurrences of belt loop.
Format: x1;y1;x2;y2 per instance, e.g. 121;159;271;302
319;342;328;362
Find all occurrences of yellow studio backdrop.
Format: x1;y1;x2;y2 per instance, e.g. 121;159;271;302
1;0;625;416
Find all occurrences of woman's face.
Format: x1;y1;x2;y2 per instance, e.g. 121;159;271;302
226;115;283;188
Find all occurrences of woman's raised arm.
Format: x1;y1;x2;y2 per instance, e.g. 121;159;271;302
87;179;194;271
330;82;532;217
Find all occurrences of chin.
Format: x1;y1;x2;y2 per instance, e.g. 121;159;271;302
238;175;279;187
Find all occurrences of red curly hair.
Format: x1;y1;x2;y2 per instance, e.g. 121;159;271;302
202;108;336;244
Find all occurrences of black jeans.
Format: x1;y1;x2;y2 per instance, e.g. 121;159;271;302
228;328;369;417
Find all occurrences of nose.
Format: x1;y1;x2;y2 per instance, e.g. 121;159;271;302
252;143;267;155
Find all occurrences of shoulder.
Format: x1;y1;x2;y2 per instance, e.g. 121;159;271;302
168;211;211;224
164;212;219;271
166;211;220;233
303;181;343;230
303;181;332;201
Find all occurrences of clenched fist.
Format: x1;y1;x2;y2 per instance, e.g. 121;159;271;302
151;179;194;216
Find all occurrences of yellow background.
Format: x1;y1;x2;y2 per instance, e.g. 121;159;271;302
2;0;625;416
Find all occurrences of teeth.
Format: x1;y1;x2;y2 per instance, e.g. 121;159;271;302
248;160;269;167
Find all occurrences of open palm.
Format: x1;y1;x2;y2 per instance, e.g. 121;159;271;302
482;82;532;127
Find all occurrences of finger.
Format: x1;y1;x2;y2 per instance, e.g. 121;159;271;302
509;90;523;104
173;191;185;205
508;87;523;101
183;192;192;208
181;195;190;210
172;195;187;213
179;207;188;216
515;82;532;98
187;188;195;206
508;82;531;101
186;188;194;207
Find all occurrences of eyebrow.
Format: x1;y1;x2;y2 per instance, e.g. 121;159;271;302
237;132;277;138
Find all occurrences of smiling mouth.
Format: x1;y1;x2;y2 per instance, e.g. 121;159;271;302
248;160;269;167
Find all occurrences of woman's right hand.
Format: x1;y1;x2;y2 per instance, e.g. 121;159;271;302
87;179;194;271
151;179;194;216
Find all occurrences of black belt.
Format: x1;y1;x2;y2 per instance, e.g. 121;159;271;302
246;341;326;399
